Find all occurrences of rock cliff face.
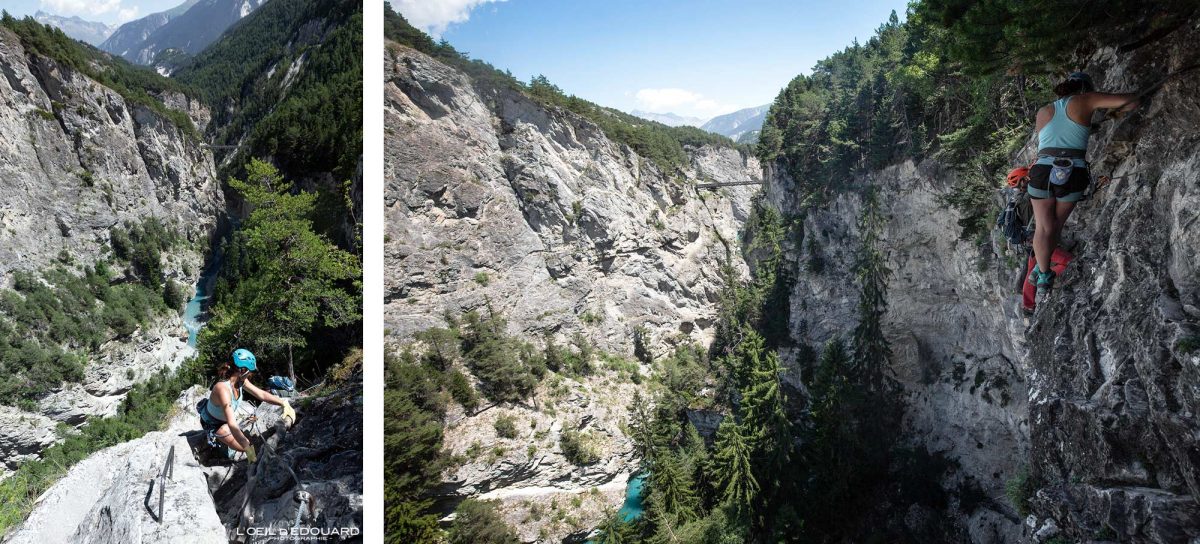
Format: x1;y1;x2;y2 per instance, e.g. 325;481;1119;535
9;368;363;543
385;42;756;541
760;20;1200;544
385;43;757;356
0;27;223;473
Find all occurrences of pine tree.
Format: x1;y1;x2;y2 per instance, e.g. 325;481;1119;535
851;190;893;394
200;159;361;381
648;449;698;522
712;417;758;512
740;343;793;500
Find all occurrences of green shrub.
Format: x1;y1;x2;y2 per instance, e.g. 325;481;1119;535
449;499;519;544
446;369;479;412
1177;336;1200;355
162;279;188;311
473;272;490;286
494;414;518;439
560;429;600;465
1006;468;1037;517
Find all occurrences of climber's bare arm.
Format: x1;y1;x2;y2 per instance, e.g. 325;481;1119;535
1081;91;1139;112
243;380;285;407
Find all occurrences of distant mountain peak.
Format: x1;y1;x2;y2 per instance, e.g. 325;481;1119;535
629;110;708;128
701;104;770;141
32;11;115;46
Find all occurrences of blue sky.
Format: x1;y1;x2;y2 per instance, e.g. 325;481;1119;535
394;0;910;120
3;0;181;26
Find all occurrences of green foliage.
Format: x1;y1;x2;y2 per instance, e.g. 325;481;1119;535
110;217;177;287
0;13;198;138
560;429;600;465
383;5;738;173
1006;468;1037;517
174;0;362;181
473;272;490;286
713;198;796;356
494;414;518;439
447;369;479;413
198;160;361;380
449;499;520;544
0;357;203;532
162;279;187;311
1175;335;1200;355
647;449;699;525
384;349;449;541
851;191;894;393
593;509;638;544
460;307;540;402
914;0;1196;76
712;416;758;513
0;261;171;405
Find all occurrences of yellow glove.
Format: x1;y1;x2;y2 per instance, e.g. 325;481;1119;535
281;401;296;427
245;444;257;463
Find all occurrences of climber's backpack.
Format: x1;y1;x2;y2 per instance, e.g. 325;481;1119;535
268;375;296;397
996;189;1033;246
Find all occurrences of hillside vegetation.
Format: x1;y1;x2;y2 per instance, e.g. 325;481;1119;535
175;0;363;182
757;0;1195;239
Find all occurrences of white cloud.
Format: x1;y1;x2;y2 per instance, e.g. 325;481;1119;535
394;0;506;38
634;88;736;117
115;6;140;23
41;0;121;18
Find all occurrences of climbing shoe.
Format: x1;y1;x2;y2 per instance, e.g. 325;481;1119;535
1031;268;1056;303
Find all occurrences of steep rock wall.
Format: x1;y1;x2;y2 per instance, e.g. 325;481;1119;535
0;27;223;472
761;17;1200;544
764;160;1028;543
384;43;758;356
384;42;756;542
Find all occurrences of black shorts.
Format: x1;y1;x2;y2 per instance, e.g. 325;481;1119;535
1027;164;1090;202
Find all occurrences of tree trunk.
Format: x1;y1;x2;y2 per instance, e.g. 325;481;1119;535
288;344;296;383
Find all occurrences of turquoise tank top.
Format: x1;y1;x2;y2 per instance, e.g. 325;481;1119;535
1037;96;1090;151
206;380;243;422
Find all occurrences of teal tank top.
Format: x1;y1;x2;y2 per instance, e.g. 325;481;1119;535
1038;96;1090;151
206;380;243;422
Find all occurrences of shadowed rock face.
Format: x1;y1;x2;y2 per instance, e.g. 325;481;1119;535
208;370;364;541
1019;25;1200;543
761;17;1200;544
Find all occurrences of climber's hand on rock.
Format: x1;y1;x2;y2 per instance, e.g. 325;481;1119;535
281;400;296;427
245;444;257;463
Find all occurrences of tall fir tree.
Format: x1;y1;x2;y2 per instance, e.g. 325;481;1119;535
712;416;758;513
851;189;893;394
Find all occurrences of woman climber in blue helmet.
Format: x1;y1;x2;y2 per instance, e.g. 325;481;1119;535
1026;71;1139;300
198;348;297;461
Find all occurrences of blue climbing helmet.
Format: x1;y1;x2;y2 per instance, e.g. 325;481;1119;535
1067;71;1094;92
232;348;257;372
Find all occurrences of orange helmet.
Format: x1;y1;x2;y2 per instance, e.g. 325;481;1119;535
1006;166;1030;187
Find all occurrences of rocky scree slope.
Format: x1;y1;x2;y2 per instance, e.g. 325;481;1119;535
760;20;1200;544
384;41;757;541
8;366;362;543
0;27;223;471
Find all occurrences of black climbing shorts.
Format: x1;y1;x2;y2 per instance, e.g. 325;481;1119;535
1027;164;1090;202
